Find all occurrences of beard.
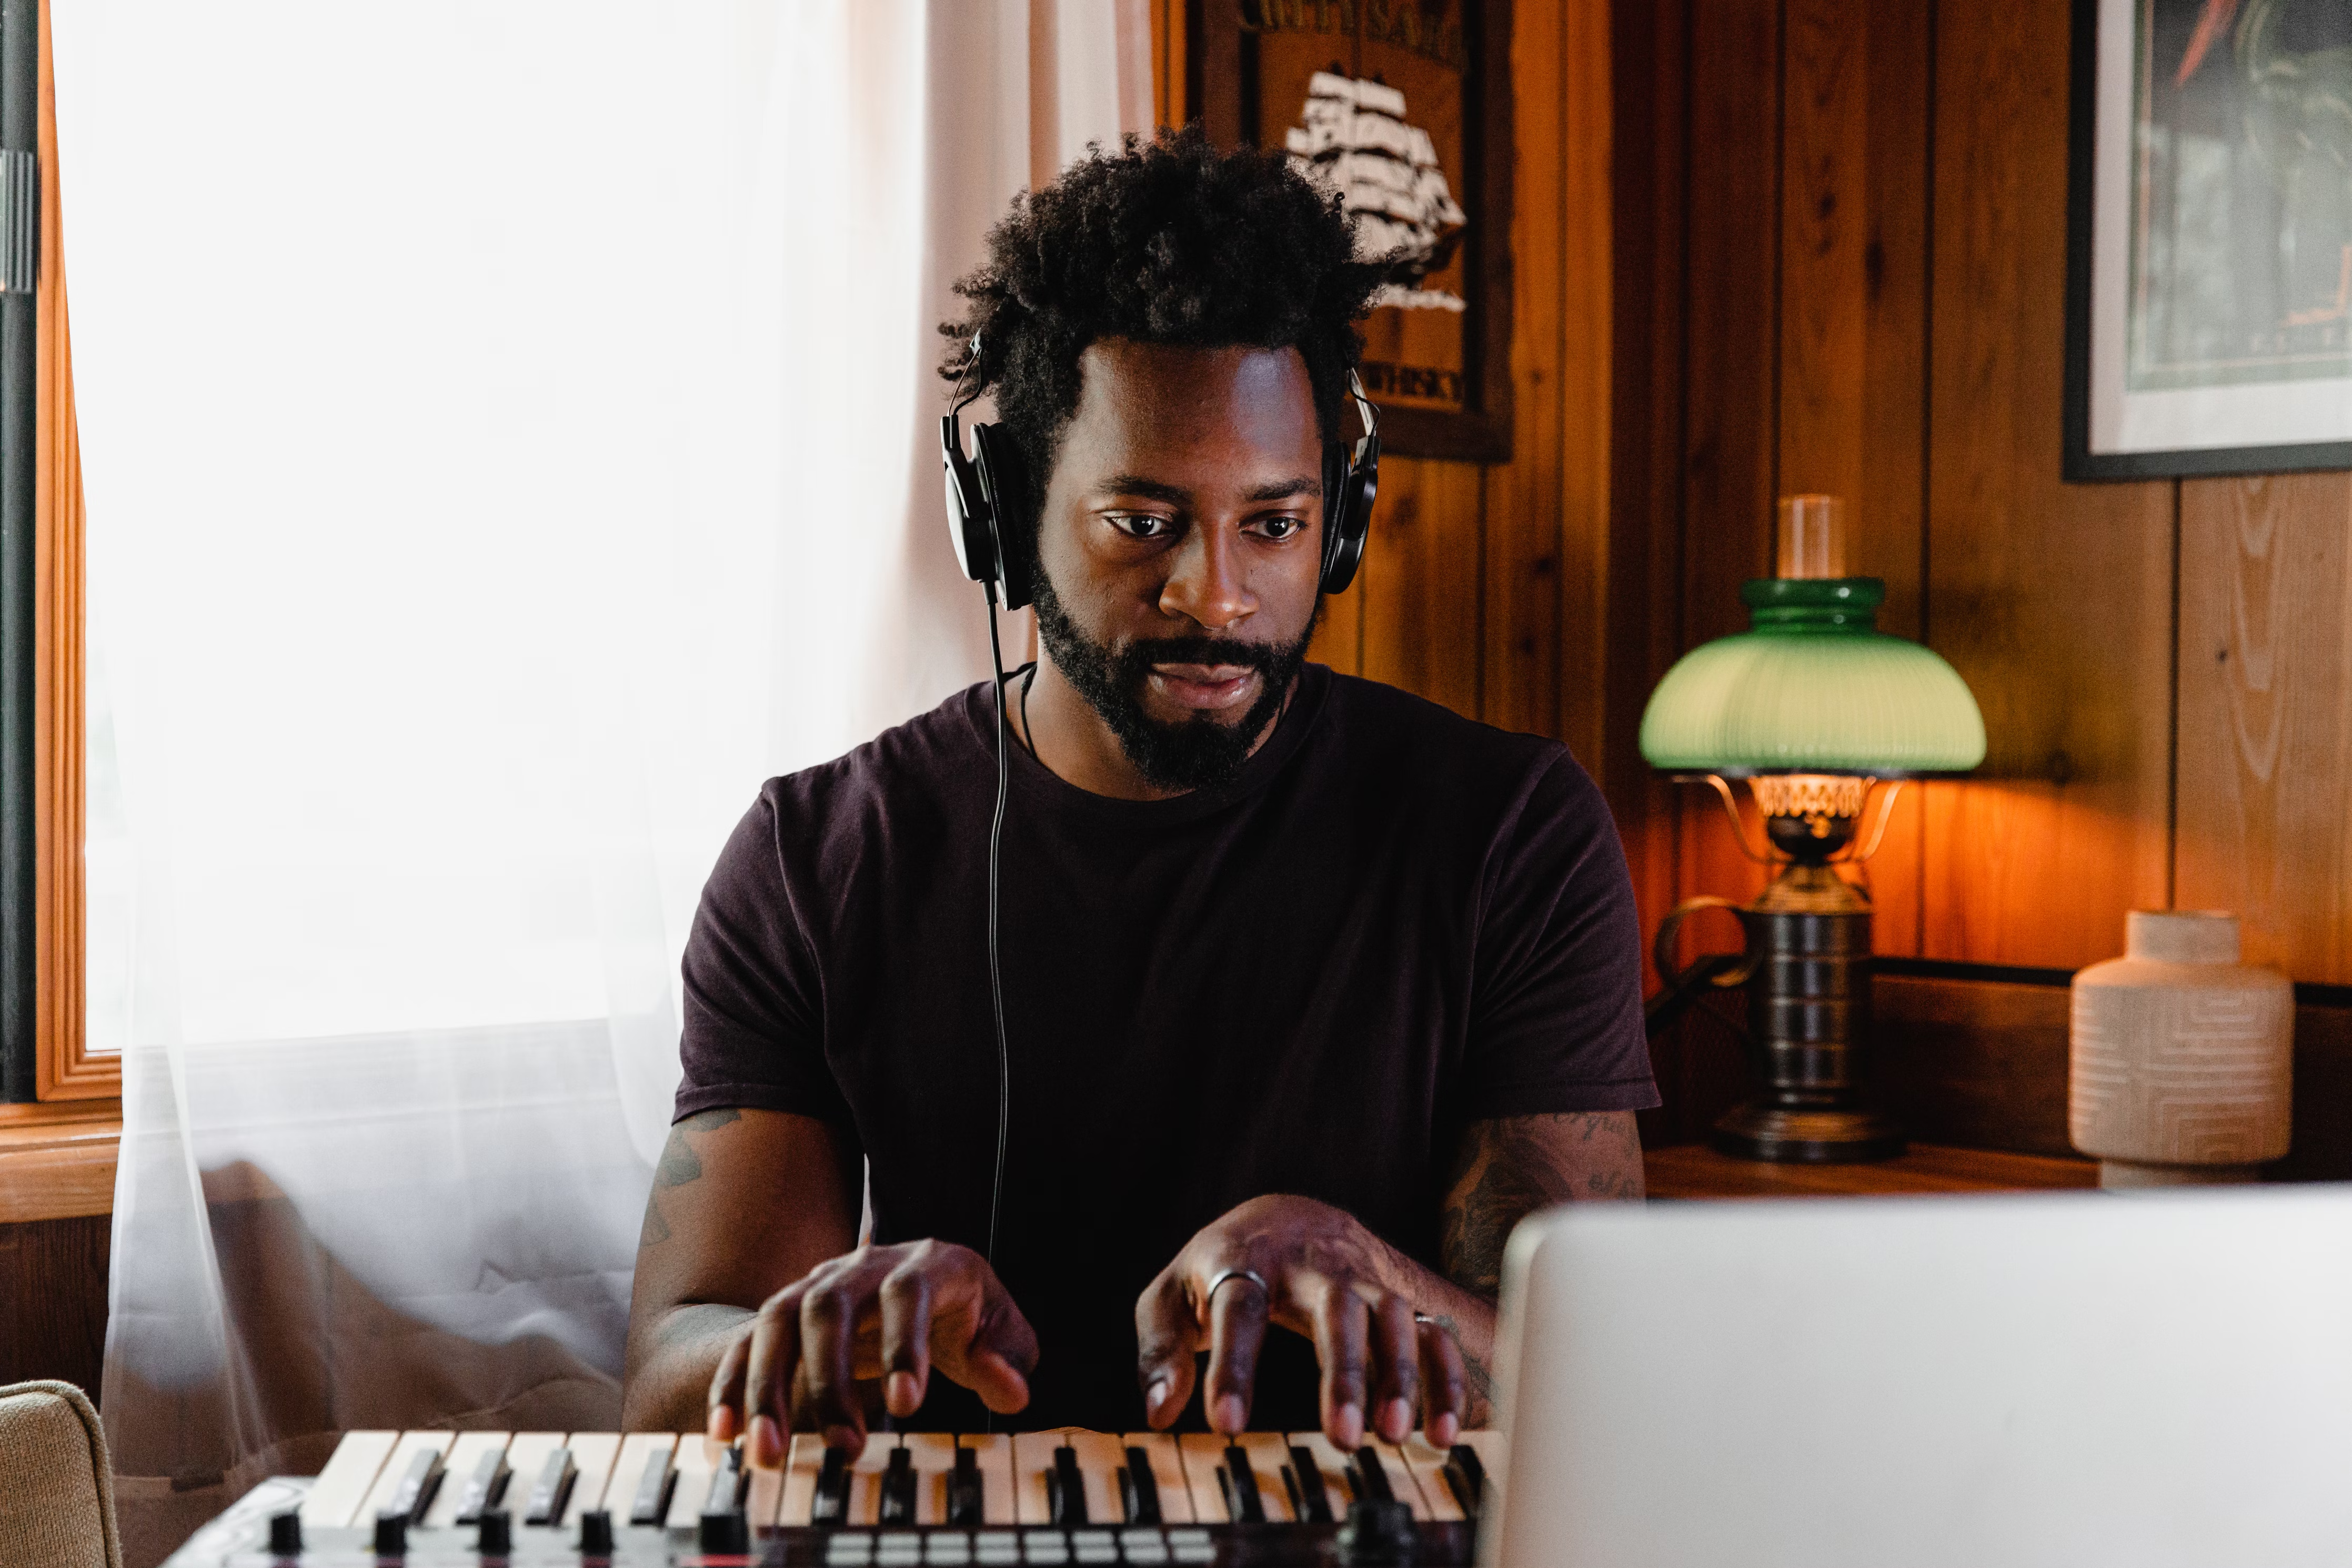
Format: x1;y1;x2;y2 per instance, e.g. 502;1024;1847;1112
1029;568;1319;793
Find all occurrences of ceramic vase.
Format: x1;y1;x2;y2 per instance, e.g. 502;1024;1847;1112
2069;910;2293;1189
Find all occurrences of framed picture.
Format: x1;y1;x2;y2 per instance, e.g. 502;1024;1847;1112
1190;0;1513;463
2066;0;2352;479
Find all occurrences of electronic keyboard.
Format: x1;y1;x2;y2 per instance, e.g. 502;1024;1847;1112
165;1425;1503;1566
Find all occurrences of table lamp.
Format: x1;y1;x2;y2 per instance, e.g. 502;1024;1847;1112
1639;496;1986;1161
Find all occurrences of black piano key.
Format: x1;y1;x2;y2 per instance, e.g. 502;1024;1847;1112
385;1448;443;1524
1288;1446;1334;1523
810;1445;851;1526
1049;1444;1089;1525
626;1446;676;1527
1222;1445;1265;1524
522;1446;576;1526
879;1445;918;1524
1350;1449;1394;1504
704;1446;745;1516
1119;1446;1162;1524
1444;1442;1487;1519
947;1445;985;1526
457;1449;511;1525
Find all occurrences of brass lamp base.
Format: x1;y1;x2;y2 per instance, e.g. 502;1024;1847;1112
1712;1102;1906;1163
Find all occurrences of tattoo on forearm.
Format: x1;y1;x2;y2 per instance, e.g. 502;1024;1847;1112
640;1108;743;1251
1441;1112;1643;1298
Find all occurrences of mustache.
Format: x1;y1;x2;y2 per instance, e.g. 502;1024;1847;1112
1113;637;1293;676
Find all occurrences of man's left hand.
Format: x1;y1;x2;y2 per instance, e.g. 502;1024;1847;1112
1133;1194;1468;1450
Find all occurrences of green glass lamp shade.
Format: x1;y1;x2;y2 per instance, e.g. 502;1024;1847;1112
1639;578;1986;776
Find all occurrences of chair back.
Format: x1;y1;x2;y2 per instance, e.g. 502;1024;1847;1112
0;1380;123;1568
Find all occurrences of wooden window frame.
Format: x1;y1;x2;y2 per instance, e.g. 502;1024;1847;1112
29;0;104;1107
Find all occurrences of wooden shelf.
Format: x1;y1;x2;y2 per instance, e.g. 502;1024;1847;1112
1646;1141;2098;1200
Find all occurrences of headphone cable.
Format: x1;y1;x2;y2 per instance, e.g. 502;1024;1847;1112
982;583;1014;1274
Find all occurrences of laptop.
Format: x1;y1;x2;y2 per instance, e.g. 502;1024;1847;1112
1485;1187;2352;1567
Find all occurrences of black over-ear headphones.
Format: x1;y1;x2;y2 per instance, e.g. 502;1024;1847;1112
940;363;1382;608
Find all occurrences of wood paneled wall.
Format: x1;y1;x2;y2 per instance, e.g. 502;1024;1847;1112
1344;2;2352;1161
0;1213;108;1396
1596;0;2352;1156
1308;0;1616;775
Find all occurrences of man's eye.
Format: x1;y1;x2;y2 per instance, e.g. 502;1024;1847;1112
1257;516;1307;540
1109;514;1170;539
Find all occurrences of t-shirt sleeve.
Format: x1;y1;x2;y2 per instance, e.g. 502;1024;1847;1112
1459;751;1659;1119
672;787;856;1128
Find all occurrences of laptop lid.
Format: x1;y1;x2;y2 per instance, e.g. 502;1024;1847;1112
1486;1188;2352;1567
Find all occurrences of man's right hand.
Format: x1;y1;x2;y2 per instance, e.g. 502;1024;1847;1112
706;1238;1039;1465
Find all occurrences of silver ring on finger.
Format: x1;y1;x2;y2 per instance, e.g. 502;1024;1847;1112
1205;1267;1270;1305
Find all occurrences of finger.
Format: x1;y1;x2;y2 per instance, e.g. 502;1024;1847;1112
799;1272;871;1454
706;1328;751;1444
960;1274;1040;1415
1303;1275;1366;1452
1133;1269;1202;1430
1368;1293;1420;1444
736;1285;808;1465
1418;1319;1467;1449
877;1263;935;1418
1203;1272;1270;1436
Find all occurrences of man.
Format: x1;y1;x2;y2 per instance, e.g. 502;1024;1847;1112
624;129;1653;1467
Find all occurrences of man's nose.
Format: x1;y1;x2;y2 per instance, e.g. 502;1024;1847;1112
1158;524;1255;632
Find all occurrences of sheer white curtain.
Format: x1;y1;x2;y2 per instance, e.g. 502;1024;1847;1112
54;1;1145;1555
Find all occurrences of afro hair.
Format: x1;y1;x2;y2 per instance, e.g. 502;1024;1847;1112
940;125;1388;546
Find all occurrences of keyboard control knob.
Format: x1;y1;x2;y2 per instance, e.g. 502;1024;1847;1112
267;1510;304;1557
1337;1497;1416;1564
371;1511;408;1559
576;1507;616;1557
477;1507;512;1556
698;1508;750;1555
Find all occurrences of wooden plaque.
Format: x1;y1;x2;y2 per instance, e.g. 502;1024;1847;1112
1190;0;1514;462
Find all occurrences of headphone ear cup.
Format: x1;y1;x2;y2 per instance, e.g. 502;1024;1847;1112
1319;438;1376;595
969;423;1035;610
941;415;1000;587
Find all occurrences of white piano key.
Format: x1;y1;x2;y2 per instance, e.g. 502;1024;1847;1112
602;1432;677;1521
1061;1431;1124;1525
1174;1434;1231;1523
845;1432;899;1526
957;1433;1016;1526
742;1444;784;1530
1363;1441;1426;1520
355;1430;454;1527
301;1430;399;1530
420;1432;511;1530
1232;1433;1298;1522
1011;1430;1079;1525
1285;1432;1357;1521
899;1432;960;1526
663;1433;731;1529
777;1433;827;1526
559;1431;621;1526
1118;1433;1194;1525
1395;1435;1466;1522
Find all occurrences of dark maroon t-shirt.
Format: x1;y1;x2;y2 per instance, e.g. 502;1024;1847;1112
675;662;1656;1433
